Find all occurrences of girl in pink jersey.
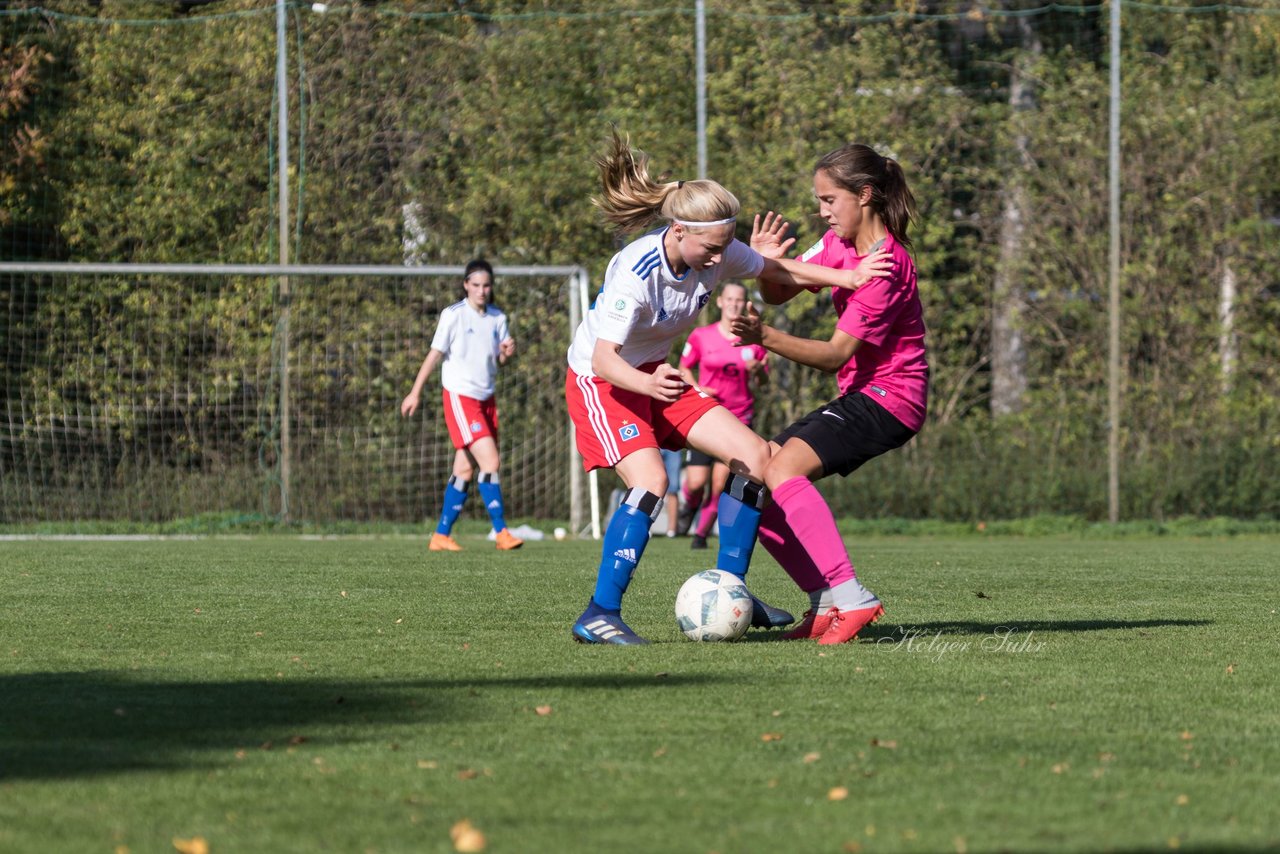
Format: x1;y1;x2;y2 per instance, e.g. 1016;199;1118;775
733;143;928;645
566;131;889;645
676;282;768;550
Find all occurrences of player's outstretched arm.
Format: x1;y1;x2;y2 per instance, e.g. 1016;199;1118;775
400;348;445;416
750;213;805;305
731;304;860;374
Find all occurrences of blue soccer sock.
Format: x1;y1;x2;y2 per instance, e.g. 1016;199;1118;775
715;474;768;580
436;475;470;535
590;487;662;612
477;471;508;532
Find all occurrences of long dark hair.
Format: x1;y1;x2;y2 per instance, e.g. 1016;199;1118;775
461;258;494;304
814;144;917;249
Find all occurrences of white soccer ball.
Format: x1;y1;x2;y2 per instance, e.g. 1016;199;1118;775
674;570;754;642
553;527;567;541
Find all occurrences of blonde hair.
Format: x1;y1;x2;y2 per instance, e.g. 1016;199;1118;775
593;129;740;234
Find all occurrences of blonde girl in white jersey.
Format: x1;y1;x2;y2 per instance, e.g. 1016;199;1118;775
566;131;888;644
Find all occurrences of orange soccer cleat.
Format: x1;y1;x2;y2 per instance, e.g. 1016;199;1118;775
429;533;463;552
494;528;524;550
816;603;885;645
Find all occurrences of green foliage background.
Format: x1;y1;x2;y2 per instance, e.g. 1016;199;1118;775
2;0;1278;522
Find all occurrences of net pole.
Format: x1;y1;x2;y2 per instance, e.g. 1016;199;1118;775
276;0;293;521
1107;0;1121;523
695;0;707;179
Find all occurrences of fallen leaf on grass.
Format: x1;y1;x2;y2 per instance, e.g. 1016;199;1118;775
760;732;783;742
803;752;821;764
417;759;438;769
1175;794;1190;806
1225;663;1235;674
653;746;667;758
450;819;486;852
869;738;897;750
828;787;849;801
457;768;479;780
172;838;209;854
535;705;552;716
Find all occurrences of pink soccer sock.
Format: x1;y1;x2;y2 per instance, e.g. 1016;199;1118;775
771;476;857;587
694;504;718;538
681;484;704;515
757;501;826;592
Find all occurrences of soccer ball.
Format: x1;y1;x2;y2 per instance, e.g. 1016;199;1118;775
674;570;754;642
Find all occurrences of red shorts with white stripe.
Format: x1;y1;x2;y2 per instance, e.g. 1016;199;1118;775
442;389;498;450
565;362;720;472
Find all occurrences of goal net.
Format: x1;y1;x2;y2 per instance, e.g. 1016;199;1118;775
0;263;601;536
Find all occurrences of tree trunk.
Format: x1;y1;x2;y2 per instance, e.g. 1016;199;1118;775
1218;250;1237;395
991;17;1041;417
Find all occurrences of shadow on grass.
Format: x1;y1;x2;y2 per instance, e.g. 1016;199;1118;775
860;618;1213;640
0;670;720;781
738;618;1212;644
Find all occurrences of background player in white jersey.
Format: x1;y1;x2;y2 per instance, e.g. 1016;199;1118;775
565;131;889;645
401;259;524;552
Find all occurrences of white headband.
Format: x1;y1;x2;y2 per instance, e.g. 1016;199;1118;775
673;217;737;228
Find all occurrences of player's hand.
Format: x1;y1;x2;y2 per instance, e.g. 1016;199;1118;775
750;212;796;260
499;338;517;359
400;392;420;417
648;363;687;402
839;248;892;290
730;303;765;347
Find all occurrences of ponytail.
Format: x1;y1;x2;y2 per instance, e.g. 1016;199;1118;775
814;144;917;249
593;129;740;234
879;158;917;249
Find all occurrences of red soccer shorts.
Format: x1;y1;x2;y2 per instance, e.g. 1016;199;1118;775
442;389;498;450
565;362;720;472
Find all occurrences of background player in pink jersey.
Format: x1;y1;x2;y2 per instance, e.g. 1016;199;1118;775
733;143;928;645
401;259;525;552
676;282;768;550
566;131;889;645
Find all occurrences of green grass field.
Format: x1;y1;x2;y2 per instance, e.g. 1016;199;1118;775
2;531;1277;853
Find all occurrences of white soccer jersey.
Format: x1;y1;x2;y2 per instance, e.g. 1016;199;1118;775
430;300;512;400
567;228;765;376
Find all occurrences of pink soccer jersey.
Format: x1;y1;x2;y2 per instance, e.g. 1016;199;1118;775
679;323;767;424
797;231;929;432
